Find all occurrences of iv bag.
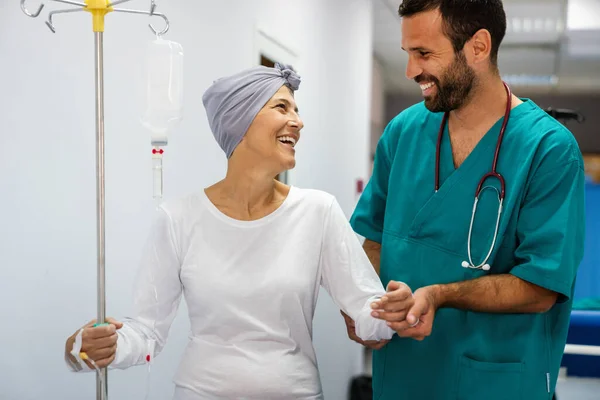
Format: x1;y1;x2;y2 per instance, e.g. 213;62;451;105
141;36;184;143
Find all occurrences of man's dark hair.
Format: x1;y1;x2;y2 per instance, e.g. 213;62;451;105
398;0;507;66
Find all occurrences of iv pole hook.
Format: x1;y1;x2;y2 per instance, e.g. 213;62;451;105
149;12;169;36
21;0;44;17
112;7;170;36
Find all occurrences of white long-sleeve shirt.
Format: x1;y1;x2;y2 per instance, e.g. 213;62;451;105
68;186;394;399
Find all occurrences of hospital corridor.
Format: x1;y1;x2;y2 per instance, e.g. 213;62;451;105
1;0;600;399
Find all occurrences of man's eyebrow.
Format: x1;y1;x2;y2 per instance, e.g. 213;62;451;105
401;46;432;53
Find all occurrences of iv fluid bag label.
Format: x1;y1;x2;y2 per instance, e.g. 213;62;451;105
141;37;184;136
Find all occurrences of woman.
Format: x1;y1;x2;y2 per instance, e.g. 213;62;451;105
64;63;404;399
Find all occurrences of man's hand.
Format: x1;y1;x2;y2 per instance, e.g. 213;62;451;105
340;311;390;350
386;286;439;341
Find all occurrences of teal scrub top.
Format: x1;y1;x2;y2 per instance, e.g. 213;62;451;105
350;99;586;400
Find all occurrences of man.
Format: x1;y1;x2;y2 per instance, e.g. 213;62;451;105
343;1;586;399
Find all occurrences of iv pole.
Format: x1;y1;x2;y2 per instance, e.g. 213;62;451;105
20;1;170;399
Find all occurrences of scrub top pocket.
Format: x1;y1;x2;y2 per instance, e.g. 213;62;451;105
457;355;524;400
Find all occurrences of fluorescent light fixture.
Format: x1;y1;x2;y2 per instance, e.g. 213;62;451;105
501;74;559;86
507;17;564;34
567;0;600;30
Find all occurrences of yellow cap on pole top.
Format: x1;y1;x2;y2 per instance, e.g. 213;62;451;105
84;0;113;32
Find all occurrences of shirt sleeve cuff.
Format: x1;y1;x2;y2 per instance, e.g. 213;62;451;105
349;220;383;245
353;296;395;341
510;265;572;302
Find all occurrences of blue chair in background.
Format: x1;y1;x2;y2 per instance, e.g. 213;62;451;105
561;179;600;379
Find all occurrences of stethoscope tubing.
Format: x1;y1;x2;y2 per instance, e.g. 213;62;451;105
434;82;513;270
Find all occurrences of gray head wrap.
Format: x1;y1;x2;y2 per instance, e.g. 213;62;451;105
202;63;301;158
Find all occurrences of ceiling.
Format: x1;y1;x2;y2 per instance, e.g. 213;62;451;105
374;0;600;95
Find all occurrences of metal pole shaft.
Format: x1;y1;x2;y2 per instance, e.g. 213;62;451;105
94;31;108;400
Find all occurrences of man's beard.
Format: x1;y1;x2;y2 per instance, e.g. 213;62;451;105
420;51;477;113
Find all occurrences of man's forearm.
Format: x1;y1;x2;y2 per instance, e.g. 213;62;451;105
433;274;558;314
363;239;381;276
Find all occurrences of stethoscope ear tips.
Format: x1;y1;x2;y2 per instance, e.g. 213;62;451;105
462;261;491;271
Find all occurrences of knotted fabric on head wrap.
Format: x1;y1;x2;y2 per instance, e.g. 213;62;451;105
202;63;301;158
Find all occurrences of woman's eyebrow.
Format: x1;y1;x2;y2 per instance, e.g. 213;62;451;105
273;97;299;113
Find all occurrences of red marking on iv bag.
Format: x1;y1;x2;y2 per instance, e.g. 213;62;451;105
152;149;164;155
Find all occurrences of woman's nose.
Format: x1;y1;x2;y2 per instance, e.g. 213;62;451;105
289;117;303;130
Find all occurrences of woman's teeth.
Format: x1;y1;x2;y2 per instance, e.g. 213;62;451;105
278;136;296;147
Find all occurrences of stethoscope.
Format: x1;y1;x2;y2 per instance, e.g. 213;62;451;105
435;82;512;272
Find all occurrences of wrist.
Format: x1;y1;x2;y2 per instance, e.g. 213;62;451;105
65;335;74;354
428;284;446;309
64;335;82;371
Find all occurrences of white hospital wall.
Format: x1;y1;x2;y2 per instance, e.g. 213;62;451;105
0;1;373;399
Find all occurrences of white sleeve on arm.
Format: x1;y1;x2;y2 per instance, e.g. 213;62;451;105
67;206;184;372
319;198;395;341
111;206;184;369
